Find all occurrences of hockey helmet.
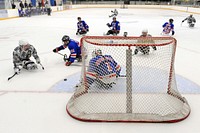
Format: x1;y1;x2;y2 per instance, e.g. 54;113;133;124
92;49;102;57
142;29;148;36
142;29;148;33
62;35;70;42
19;40;29;46
169;18;174;23
113;16;116;20
77;17;81;20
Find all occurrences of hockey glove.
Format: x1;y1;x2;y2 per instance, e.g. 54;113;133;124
107;23;110;27
36;58;40;64
14;67;21;74
53;48;58;53
152;46;157;50
65;61;72;66
172;31;175;36
63;54;68;62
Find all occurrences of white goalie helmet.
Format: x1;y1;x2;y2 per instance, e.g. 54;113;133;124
142;29;148;33
142;29;148;36
19;40;29;46
92;49;102;57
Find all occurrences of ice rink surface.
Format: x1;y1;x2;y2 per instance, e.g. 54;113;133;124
1;8;200;133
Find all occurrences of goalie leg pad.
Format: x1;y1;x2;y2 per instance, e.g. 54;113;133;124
138;46;150;55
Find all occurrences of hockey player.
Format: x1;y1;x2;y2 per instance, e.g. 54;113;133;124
86;49;121;89
182;14;196;27
106;17;120;35
162;18;175;36
13;40;41;74
134;29;157;55
109;9;118;18
53;35;81;66
76;17;89;35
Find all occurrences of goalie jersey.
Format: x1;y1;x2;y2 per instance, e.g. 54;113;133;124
86;55;121;85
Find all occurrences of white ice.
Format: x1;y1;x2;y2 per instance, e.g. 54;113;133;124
0;8;200;133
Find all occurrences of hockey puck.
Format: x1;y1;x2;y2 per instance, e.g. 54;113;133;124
64;78;67;81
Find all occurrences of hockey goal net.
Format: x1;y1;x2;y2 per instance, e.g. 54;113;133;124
66;36;190;122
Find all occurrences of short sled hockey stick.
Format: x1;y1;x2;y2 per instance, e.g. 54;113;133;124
39;63;44;70
56;52;68;61
57;52;65;56
8;72;17;81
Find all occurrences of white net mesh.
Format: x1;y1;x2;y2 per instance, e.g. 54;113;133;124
66;36;190;122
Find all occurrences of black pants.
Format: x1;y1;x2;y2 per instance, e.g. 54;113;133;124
47;8;51;16
106;30;119;35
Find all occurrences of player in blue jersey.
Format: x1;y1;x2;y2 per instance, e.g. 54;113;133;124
53;35;82;66
162;18;175;36
182;14;196;27
106;17;120;35
86;49;121;89
76;17;89;35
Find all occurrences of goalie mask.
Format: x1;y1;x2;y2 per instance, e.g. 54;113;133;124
142;29;148;36
92;49;102;57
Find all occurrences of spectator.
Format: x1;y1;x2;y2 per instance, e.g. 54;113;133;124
19;1;24;11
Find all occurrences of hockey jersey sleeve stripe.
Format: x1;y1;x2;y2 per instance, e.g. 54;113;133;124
70;54;77;58
98;73;117;80
86;72;97;79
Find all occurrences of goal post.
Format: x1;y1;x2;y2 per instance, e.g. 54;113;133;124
66;36;190;122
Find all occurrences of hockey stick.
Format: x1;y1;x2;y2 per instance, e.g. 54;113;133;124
119;74;126;77
56;52;68;61
8;72;17;81
39;63;44;70
57;52;65;56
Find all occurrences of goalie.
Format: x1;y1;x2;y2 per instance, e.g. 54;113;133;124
134;29;157;55
86;49;121;89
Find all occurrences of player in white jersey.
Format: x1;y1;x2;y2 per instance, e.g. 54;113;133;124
182;14;196;27
134;29;157;55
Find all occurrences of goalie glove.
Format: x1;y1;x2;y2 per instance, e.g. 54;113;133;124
65;61;72;66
